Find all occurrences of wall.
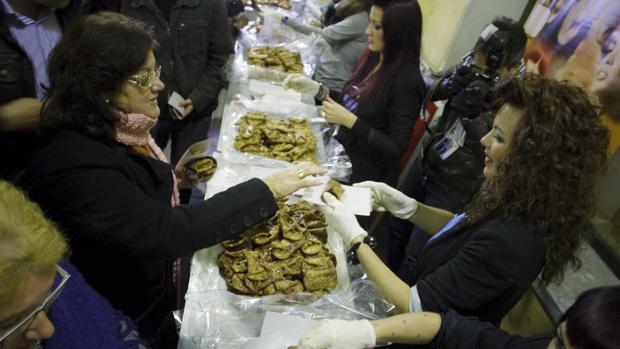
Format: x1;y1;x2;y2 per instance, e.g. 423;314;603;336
420;0;530;71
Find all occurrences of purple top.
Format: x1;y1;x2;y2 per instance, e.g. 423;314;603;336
0;0;62;99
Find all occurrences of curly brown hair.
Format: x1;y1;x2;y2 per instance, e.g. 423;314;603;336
462;74;609;285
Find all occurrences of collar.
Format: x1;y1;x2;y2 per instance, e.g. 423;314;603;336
0;0;55;25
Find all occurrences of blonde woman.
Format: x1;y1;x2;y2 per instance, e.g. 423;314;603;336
0;181;148;349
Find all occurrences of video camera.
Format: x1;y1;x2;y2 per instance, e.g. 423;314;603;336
431;24;508;119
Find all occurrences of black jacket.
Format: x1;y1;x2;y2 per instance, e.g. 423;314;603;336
336;63;426;186
420;64;495;208
26;128;278;335
414;217;545;326
120;0;234;117
431;310;552;349
0;1;88;180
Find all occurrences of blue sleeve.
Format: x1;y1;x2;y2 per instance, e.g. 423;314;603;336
45;261;150;349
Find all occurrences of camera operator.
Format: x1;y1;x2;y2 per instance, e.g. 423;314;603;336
388;17;527;281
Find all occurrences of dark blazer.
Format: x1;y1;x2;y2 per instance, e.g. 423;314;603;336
26;128;278;336
431;309;552;349
336;62;426;186
414;217;545;326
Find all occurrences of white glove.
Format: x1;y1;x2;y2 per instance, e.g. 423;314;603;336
320;192;367;246
261;10;284;22
353;181;418;219
283;73;321;96
297;319;376;349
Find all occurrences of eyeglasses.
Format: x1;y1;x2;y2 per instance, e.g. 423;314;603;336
0;265;70;347
555;323;566;349
127;65;161;88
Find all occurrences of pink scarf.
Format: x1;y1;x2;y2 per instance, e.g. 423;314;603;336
114;111;180;207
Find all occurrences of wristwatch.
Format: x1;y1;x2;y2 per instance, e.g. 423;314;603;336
346;235;377;265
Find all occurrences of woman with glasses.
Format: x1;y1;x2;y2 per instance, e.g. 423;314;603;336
0;180;149;349
293;75;610;348
25;12;323;347
295;285;620;349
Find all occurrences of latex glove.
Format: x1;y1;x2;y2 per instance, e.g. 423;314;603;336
297;319;376;349
261;10;284;22
263;162;326;199
283;73;321;96
353;181;418;219
320;192;367;246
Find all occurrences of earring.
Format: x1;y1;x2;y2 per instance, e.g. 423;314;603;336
105;98;110;104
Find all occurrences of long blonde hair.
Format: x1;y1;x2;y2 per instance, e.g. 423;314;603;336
0;181;68;308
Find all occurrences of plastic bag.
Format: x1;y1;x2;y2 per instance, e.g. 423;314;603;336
233;34;322;81
178;216;392;349
219;95;327;168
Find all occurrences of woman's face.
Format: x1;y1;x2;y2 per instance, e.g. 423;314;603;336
0;268;56;349
366;6;384;53
112;50;164;119
480;104;524;178
591;28;620;99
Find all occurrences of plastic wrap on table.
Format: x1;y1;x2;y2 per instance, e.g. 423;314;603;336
233;34;321;81
219;96;327;169
320;125;352;182
178;221;393;348
259;9;302;45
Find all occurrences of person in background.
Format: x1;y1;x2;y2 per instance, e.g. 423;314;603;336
312;75;609;339
296;285;620;349
276;0;371;99
0;0;88;182
0;180;149;349
284;0;426;187
388;17;527;275
118;0;234;168
25;12;323;348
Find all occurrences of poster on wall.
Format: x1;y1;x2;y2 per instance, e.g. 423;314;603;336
523;0;620;265
524;0;620;156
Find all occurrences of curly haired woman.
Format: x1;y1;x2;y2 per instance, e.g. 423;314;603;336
292;74;610;348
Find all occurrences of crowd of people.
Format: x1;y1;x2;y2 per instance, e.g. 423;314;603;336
0;0;618;349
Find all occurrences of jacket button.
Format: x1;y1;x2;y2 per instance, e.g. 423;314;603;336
259;207;269;218
215;231;224;241
243;216;253;227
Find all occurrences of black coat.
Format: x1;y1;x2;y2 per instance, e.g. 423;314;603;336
431;309;552;349
26;128;278;335
414;217;545;326
336;62;426;186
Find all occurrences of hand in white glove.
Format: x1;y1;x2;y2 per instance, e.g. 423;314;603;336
320;192;367;246
353;181;418;220
283;73;321;96
263;162;326;199
261;9;284;22
297;319;376;349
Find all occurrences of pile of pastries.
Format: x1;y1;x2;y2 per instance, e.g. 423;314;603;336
248;46;303;73
233;111;317;162
218;200;338;296
256;0;292;11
